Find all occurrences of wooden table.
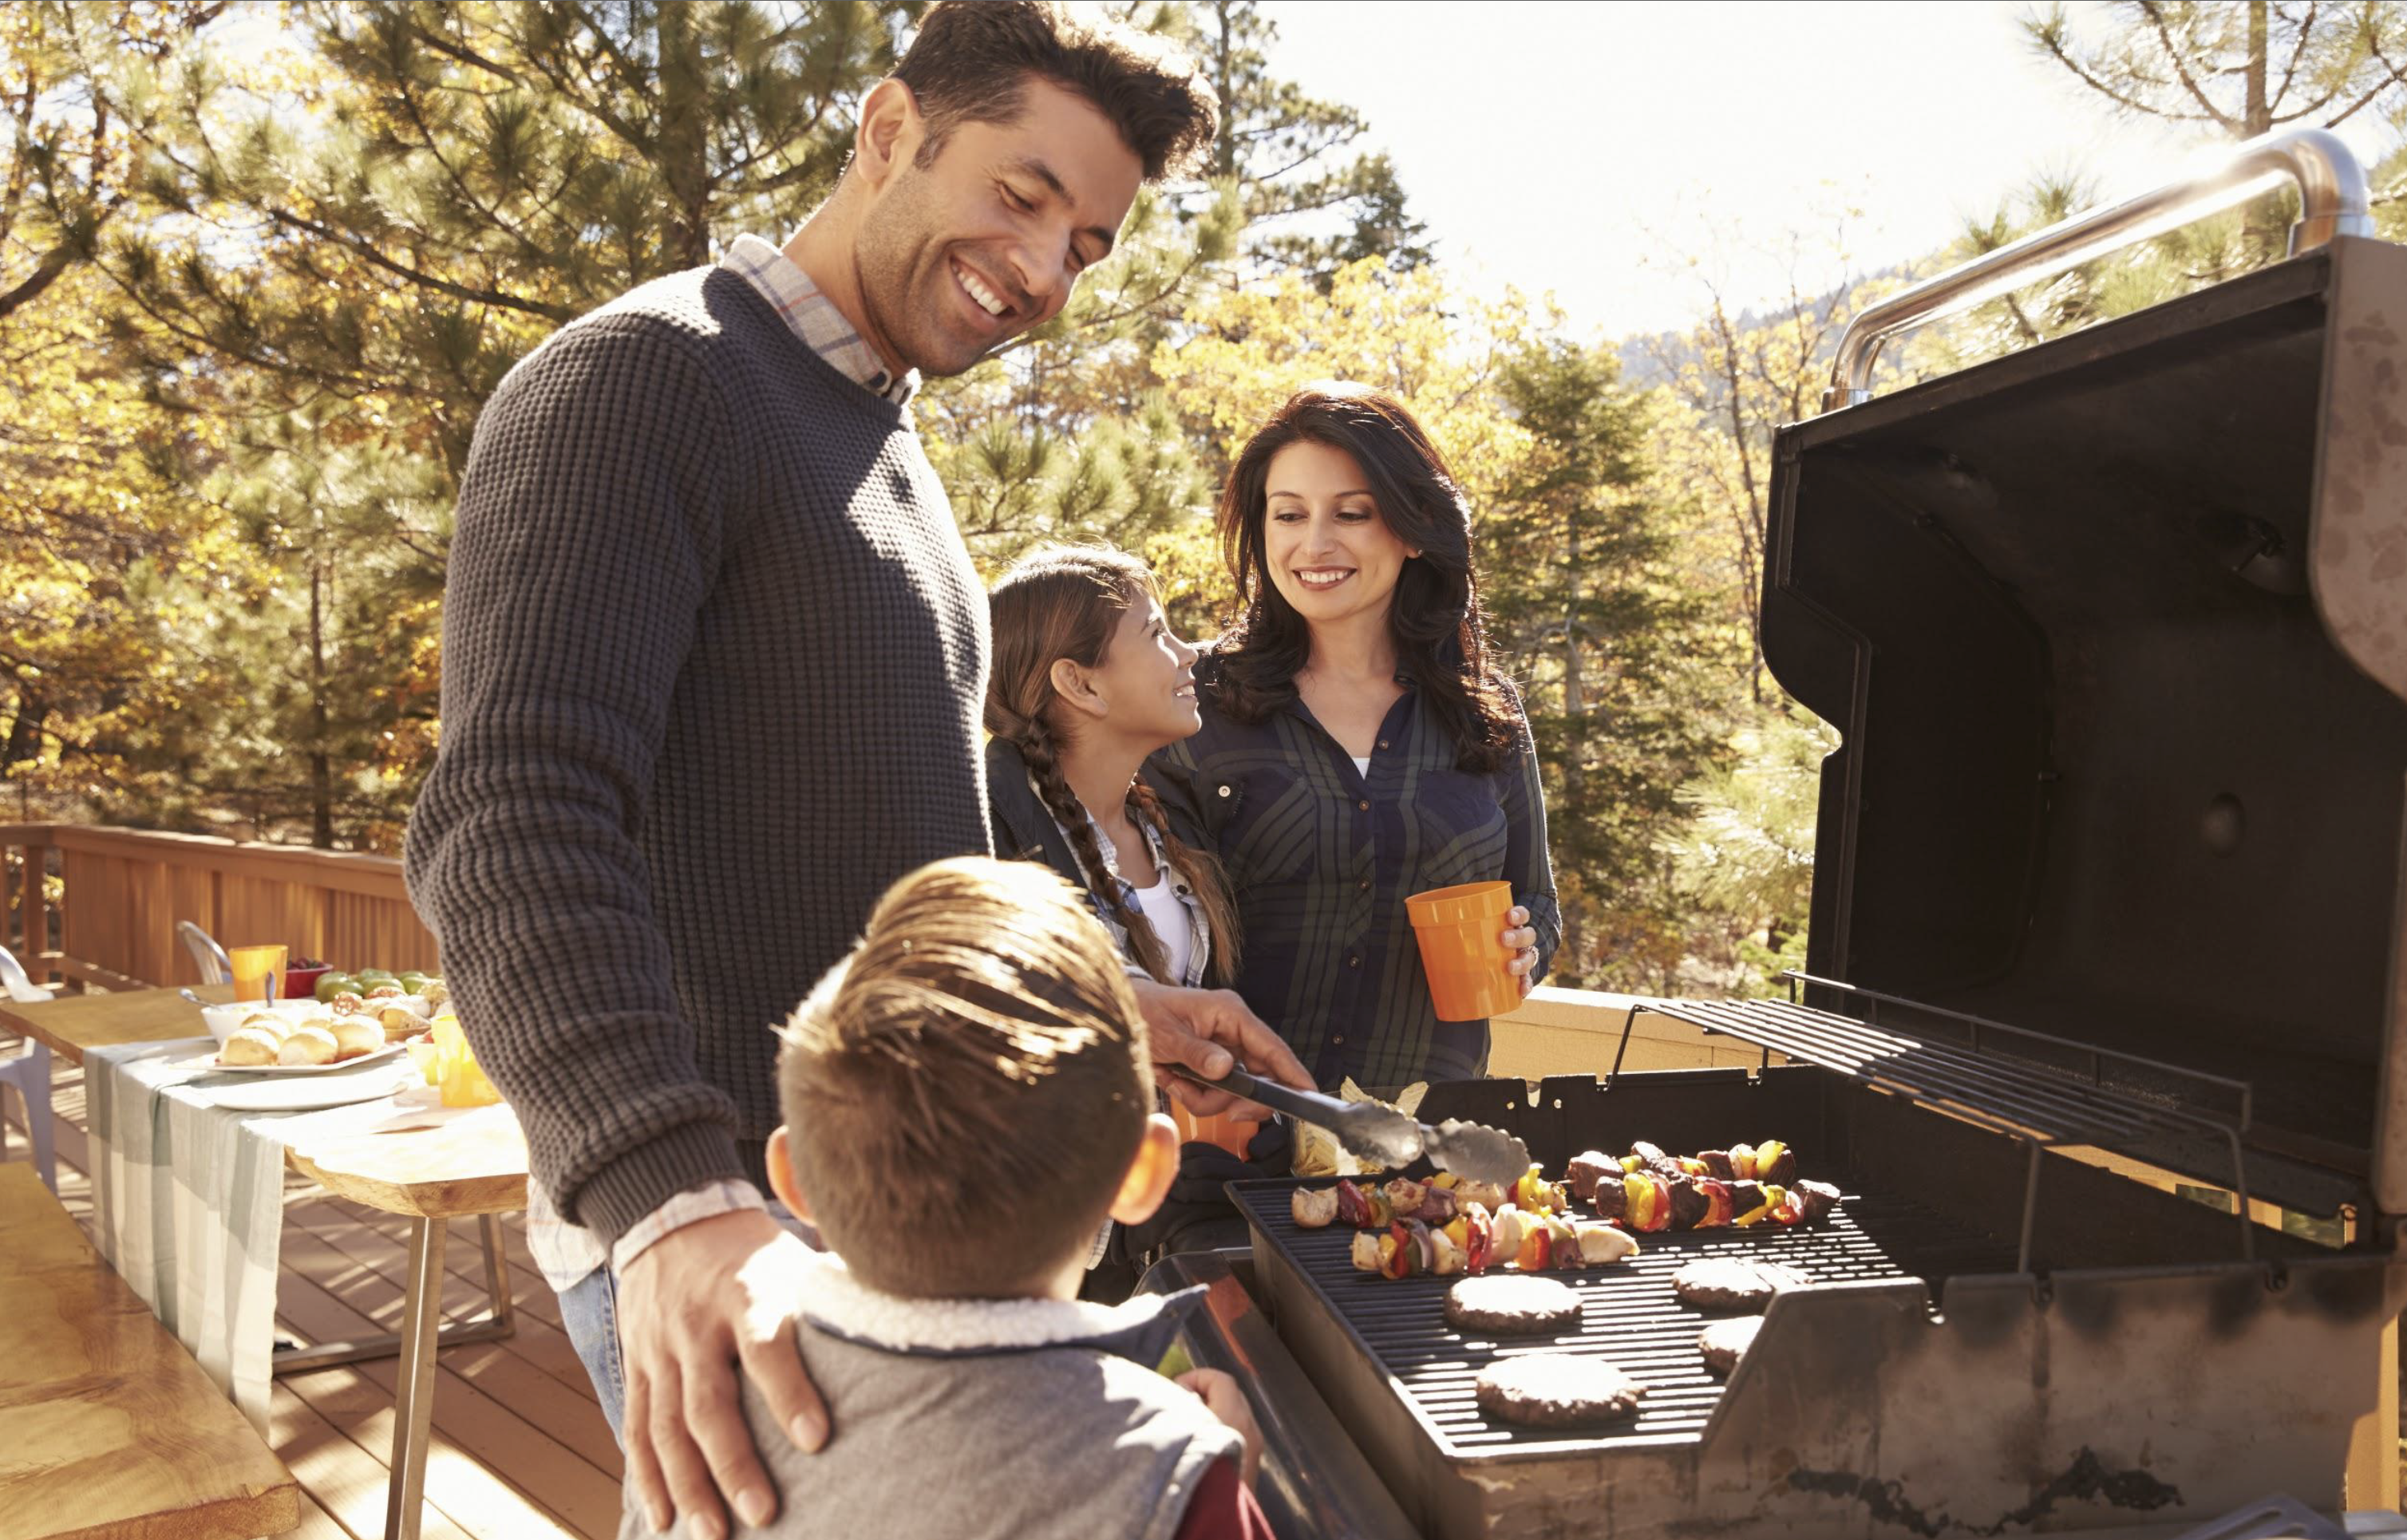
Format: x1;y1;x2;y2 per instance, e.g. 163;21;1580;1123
0;1162;300;1540
0;980;235;1061
1;986;532;1540
285;1104;529;1540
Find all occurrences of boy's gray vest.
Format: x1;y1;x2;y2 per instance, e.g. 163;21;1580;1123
619;1273;1239;1540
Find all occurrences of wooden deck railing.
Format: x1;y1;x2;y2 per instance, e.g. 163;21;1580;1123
0;819;1733;1078
1;823;437;991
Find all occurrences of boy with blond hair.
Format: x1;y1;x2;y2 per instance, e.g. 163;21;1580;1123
621;856;1268;1538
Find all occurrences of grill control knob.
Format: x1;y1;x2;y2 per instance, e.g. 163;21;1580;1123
2203;793;2245;856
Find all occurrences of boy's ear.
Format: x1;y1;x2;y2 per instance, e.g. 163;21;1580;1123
1109;1114;1181;1227
764;1125;816;1224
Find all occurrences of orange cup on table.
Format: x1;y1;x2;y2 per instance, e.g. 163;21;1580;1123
227;943;288;1004
1405;879;1520;1022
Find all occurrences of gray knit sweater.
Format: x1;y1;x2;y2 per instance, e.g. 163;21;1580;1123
405;263;990;1246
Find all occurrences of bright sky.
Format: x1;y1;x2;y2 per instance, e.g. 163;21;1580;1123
1259;0;2402;340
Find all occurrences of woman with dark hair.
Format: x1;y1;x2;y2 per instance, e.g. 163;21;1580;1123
1151;383;1559;1092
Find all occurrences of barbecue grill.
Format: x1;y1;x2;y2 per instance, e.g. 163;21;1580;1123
1196;128;2407;1538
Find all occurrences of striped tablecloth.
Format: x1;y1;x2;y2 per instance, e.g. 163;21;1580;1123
82;1037;421;1431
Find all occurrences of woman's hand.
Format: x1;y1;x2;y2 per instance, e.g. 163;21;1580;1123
1500;904;1540;999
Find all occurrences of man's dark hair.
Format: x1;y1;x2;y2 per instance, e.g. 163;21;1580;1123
895;1;1217;181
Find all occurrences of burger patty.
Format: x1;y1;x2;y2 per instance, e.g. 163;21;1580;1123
1474;1354;1645;1427
1672;1257;1808;1311
1444;1274;1584;1335
1698;1314;1763;1375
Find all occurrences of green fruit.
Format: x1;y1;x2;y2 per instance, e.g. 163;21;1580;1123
356;969;397;985
397;971;429;993
314;973;356;1003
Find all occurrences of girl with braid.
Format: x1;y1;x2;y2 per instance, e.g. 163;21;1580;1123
985;545;1283;1294
986;545;1242;990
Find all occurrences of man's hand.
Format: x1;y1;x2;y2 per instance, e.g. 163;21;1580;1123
1128;978;1314;1116
620;1210;826;1538
1175;1368;1263;1489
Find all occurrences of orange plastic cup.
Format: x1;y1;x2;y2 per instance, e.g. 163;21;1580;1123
1406;880;1519;1022
1169;1101;1259;1160
228;944;287;1004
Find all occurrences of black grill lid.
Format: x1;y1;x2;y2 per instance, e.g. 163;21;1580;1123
1763;238;2407;1211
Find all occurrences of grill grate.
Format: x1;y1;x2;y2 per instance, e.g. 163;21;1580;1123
1232;1177;2018;1453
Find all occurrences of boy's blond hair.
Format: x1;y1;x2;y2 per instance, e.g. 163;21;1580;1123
777;856;1152;1297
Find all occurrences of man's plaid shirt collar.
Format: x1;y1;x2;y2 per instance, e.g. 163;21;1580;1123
721;233;920;407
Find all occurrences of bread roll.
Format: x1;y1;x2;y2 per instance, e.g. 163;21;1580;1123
330;1016;382;1061
419;979;449;1011
239;1009;283;1033
219;1028;281;1067
279;1026;338;1066
380;1008;433;1042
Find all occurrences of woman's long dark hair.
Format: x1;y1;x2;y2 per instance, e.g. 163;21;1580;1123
1212;383;1519;772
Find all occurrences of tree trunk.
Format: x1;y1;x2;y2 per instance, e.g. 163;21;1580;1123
2245;1;2270;136
309;561;334;849
1211;2;1239;183
1;691;44;770
657;2;712;269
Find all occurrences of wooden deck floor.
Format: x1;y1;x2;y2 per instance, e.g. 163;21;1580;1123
5;1048;619;1540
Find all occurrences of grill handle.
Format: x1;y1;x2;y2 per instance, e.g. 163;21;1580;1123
1821;126;2373;413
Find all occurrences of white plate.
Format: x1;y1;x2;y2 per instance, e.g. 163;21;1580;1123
203;1064;414;1112
179;1042;408;1077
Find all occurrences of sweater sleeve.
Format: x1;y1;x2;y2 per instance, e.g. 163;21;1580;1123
404;317;747;1247
1499;683;1562;984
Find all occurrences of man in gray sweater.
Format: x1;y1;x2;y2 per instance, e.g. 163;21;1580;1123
404;7;1308;1539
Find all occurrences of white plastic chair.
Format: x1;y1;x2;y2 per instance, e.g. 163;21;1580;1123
178;920;231;985
0;943;56;1194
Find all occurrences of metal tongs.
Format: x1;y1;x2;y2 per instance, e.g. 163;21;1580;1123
1172;1061;1532;1189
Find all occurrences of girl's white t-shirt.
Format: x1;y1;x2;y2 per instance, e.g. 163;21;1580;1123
1129;875;1194;985
1352;755;1371;777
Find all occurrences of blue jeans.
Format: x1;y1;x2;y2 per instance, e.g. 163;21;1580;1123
555;1202;820;1445
558;1264;628;1439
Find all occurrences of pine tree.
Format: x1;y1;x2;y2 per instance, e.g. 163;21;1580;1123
103;0;913;477
1485;337;1735;990
1173;0;1432;284
2024;2;2407;264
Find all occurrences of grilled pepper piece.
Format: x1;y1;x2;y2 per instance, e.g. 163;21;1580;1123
1695;1178;1735;1229
1515;1164;1568;1214
1733;1184;1788;1226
